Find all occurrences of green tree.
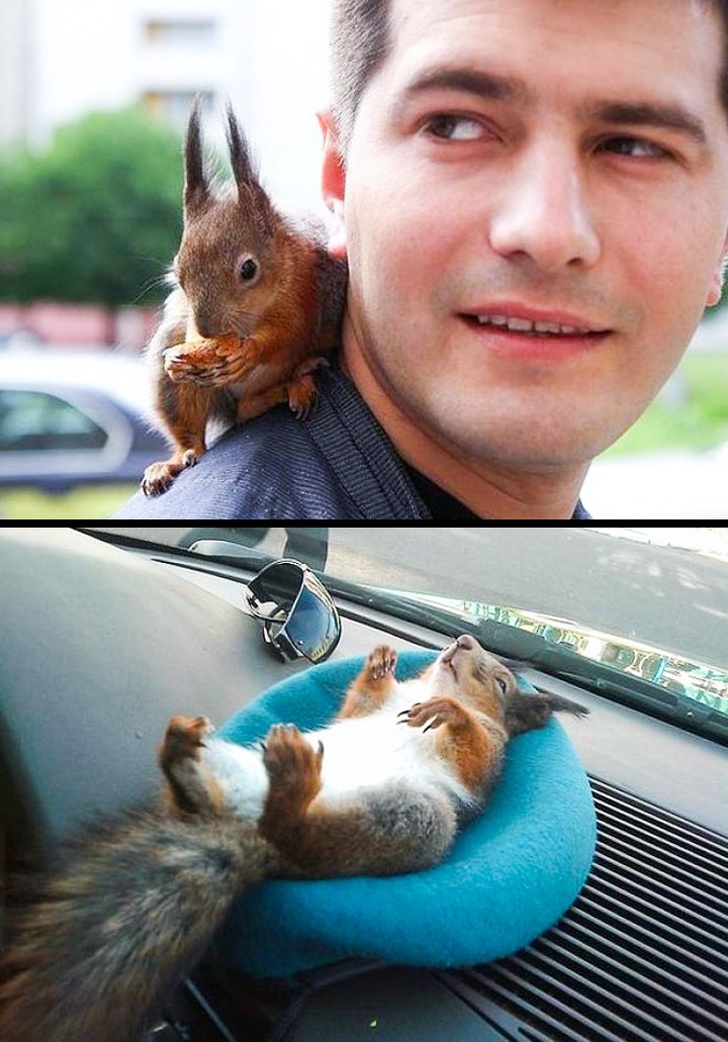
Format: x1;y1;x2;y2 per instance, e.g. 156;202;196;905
0;107;183;307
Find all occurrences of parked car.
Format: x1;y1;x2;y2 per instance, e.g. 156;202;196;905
0;526;725;1041
0;349;166;491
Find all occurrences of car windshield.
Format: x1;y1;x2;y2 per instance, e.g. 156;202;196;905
81;526;728;743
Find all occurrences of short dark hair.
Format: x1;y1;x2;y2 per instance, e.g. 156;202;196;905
720;1;728;117
329;0;391;155
329;0;728;156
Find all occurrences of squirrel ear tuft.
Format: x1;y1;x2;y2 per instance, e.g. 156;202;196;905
225;100;277;239
184;96;211;216
225;101;258;190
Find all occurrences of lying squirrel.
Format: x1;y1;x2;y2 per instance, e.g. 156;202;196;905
142;100;348;496
0;636;587;1042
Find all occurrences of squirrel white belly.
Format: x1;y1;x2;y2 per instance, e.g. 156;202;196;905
0;635;588;1042
200;646;489;819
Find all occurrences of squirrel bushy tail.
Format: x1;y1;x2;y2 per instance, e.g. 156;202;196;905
0;809;279;1042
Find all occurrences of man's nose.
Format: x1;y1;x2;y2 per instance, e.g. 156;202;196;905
488;142;601;272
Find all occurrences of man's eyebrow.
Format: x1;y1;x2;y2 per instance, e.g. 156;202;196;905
396;67;528;106
395;68;709;147
586;101;708;145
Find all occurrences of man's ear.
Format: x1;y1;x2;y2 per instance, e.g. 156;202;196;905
706;233;728;307
318;109;347;259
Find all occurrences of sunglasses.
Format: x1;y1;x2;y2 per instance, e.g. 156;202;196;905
245;559;341;663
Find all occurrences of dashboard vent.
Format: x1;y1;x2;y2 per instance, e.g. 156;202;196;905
441;777;728;1041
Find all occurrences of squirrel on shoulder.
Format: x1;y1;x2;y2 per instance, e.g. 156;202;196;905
0;635;588;1042
141;99;348;496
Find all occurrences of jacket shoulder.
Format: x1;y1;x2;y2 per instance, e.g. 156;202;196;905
113;406;357;520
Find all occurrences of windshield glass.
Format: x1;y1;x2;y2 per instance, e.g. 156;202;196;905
82;526;728;735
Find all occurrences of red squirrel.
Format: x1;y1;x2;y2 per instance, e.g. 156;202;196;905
0;636;587;1042
141;100;348;496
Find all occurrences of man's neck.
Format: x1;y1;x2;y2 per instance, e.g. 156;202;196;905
343;345;590;521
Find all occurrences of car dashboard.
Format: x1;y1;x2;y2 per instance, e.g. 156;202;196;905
0;528;725;1042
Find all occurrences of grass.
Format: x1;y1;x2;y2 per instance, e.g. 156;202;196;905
0;484;136;520
0;352;726;518
603;350;728;458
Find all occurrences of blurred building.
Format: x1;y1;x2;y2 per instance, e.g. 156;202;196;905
0;0;32;147
1;0;332;213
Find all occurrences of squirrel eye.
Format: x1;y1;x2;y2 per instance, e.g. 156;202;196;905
495;675;509;694
238;255;260;284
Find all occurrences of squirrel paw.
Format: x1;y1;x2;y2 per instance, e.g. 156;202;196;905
262;723;324;811
141;448;200;496
164;337;244;387
365;645;398;682
397;696;467;733
287;355;332;419
166;352;232;387
162;715;214;760
286;374;319;420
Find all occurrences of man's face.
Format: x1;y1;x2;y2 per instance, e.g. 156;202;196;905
327;0;728;471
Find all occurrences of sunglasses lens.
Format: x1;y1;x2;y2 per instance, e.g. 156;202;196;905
281;579;340;662
248;561;304;610
247;560;341;663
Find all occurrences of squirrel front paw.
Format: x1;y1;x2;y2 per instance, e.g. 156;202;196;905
164;335;248;386
397;696;468;733
365;645;398;682
165;342;225;385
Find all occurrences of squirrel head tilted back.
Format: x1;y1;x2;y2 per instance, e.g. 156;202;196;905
173;99;290;339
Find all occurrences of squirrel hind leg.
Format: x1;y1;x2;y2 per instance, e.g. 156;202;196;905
235;371;319;424
158;715;225;817
143;380;213;495
286;356;330;419
285;373;319;420
351;784;458;876
235;384;288;423
264;781;458;879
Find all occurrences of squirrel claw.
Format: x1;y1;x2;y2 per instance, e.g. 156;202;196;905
397;702;422;721
260;723;324;813
164;340;239;386
367;646;397;681
399;697;464;732
141;448;200;496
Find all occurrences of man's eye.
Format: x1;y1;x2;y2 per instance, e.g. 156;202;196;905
424;115;485;141
599;136;672;160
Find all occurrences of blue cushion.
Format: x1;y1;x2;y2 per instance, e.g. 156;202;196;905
217;650;596;978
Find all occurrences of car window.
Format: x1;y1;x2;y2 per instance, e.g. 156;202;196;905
82;526;728;743
0;389;108;451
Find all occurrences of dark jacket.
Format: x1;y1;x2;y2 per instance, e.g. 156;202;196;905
114;367;591;520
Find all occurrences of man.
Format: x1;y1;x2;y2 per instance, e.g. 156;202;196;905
116;0;728;520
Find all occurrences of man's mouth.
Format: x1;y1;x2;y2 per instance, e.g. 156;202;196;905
468;313;599;337
460;308;612;354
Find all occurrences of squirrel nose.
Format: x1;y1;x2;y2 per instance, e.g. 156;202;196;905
195;319;214;338
442;634;477;663
191;303;221;339
455;634;477;651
